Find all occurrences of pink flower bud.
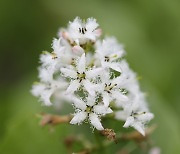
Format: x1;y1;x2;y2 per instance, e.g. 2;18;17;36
72;45;84;55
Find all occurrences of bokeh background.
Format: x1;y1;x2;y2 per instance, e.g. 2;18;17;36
0;0;180;153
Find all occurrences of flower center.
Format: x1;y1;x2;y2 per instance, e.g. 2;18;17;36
77;72;86;82
85;106;92;113
104;83;117;94
51;52;58;59
104;56;110;62
79;27;87;35
131;111;146;117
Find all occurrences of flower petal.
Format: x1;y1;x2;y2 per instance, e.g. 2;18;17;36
71;96;86;110
83;80;95;96
38;67;53;82
133;122;145;136
77;53;86;73
70;111;87;124
111;76;124;86
52;38;65;55
40;89;53;106
102;93;110;107
114;111;129;121
86;95;96;106
112;90;129;102
31;83;46;97
89;113;104;130
86;67;103;79
61;68;77;78
93;104;113;115
86;18;99;32
66;80;80;94
123;116;134;128
108;62;122;72
137;112;154;123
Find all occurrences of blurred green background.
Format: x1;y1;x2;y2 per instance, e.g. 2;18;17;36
0;0;180;153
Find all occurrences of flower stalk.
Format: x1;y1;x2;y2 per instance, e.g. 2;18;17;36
39;113;72;126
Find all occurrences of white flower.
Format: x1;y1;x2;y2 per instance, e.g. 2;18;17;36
38;51;60;82
95;37;125;72
123;112;154;136
40;51;58;68
67;17;101;45
38;67;54;82
31;80;68;106
61;53;103;96
32;17;154;133
96;71;129;107
70;95;113;130
52;38;77;65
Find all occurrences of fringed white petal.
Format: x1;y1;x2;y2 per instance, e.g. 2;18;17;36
83;80;95;96
86;95;96;106
52;38;63;54
66;80;80;94
77;53;86;73
89;113;104;130
133;122;145;136
40;89;54;106
38;67;54;82
108;62;122;72
86;18;99;32
93;105;113;115
138;112;154;123
70;111;87;124
61;68;77;78
31;84;46;97
114;111;129;121
123;116;134;128
112;90;129;102
72;96;87;110
86;67;103;79
102;93;110;107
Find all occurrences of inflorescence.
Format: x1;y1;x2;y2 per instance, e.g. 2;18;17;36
31;17;154;136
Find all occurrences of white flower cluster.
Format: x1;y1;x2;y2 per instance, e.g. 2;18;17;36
32;17;154;135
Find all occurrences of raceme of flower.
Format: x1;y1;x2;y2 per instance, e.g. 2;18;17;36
31;17;154;135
